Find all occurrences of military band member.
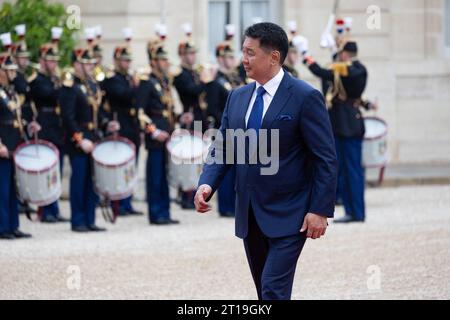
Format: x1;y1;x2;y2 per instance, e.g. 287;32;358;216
59;48;119;232
136;41;180;225
0;52;40;239
103;45;143;216
205;42;244;218
283;39;300;79
304;40;375;224
28;43;69;223
174;38;214;209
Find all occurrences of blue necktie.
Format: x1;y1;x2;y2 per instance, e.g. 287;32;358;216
247;86;266;162
247;86;266;131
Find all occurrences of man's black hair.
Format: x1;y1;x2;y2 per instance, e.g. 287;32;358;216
244;22;289;65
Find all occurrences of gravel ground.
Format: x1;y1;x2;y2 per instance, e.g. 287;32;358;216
0;185;449;300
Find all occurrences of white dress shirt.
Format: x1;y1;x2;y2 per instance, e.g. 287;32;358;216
245;68;285;127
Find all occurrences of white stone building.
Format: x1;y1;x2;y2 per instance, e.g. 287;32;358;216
4;0;450;165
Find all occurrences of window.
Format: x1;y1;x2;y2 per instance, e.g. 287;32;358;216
208;0;281;61
445;0;450;52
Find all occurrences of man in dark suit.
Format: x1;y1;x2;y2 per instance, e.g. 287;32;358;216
195;23;338;300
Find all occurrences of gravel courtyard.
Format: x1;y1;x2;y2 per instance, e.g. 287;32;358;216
0;185;449;300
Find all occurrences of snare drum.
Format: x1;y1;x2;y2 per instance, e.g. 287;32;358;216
363;117;388;168
92;137;137;201
167;131;209;192
13;140;61;206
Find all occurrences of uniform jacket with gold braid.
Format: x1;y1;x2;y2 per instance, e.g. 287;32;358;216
308;60;368;138
59;74;109;156
0;84;31;151
29;72;64;148
173;66;208;128
136;72;175;150
12;71;34;122
102;71;140;148
206;70;243;129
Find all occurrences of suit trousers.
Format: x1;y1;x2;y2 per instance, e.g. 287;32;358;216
243;205;307;300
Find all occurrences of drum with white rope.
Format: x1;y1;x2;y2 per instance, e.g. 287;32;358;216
363;116;388;168
13;140;61;206
92;137;137;201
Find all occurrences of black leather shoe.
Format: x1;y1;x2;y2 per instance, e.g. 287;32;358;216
181;201;196;210
220;212;235;218
72;226;91;233
126;209;144;216
13;230;32;239
150;218;180;225
334;215;365;224
88;225;107;232
41;216;59;223
56;216;70;223
0;233;15;240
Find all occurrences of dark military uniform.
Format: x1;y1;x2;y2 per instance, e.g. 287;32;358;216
29;70;67;222
173;65;208;130
0;53;32;239
306;41;368;222
137;72;176;224
173;41;209;209
103;70;140;215
102;47;141;215
59;50;109;232
136;41;179;225
205;42;244;217
283;64;299;79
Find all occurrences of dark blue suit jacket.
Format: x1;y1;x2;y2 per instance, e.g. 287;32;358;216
198;72;338;239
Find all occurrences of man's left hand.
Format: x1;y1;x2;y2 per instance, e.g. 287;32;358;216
300;213;328;240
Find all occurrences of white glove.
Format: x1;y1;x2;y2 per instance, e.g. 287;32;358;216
79;139;94;154
320;32;336;50
292;35;309;55
0;143;9;158
107;121;120;133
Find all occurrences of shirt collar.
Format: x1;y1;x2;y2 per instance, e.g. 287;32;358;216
255;68;285;98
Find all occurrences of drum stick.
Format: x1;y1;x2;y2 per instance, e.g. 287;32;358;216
34;125;39;157
113;111;118;148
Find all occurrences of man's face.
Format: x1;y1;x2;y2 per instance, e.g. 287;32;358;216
16;57;29;70
118;59;131;72
156;58;170;74
82;63;95;77
338;51;350;62
44;60;58;74
183;52;197;66
223;56;236;71
6;69;17;81
242;37;278;81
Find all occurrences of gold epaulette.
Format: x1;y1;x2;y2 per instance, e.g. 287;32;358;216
330;62;351;77
105;70;115;79
61;70;74;88
27;71;38;83
139;73;150;81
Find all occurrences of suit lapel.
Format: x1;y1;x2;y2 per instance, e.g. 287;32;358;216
261;73;293;130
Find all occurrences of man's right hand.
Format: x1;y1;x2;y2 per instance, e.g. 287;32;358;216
195;184;213;214
79;139;94;154
0;144;9;158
